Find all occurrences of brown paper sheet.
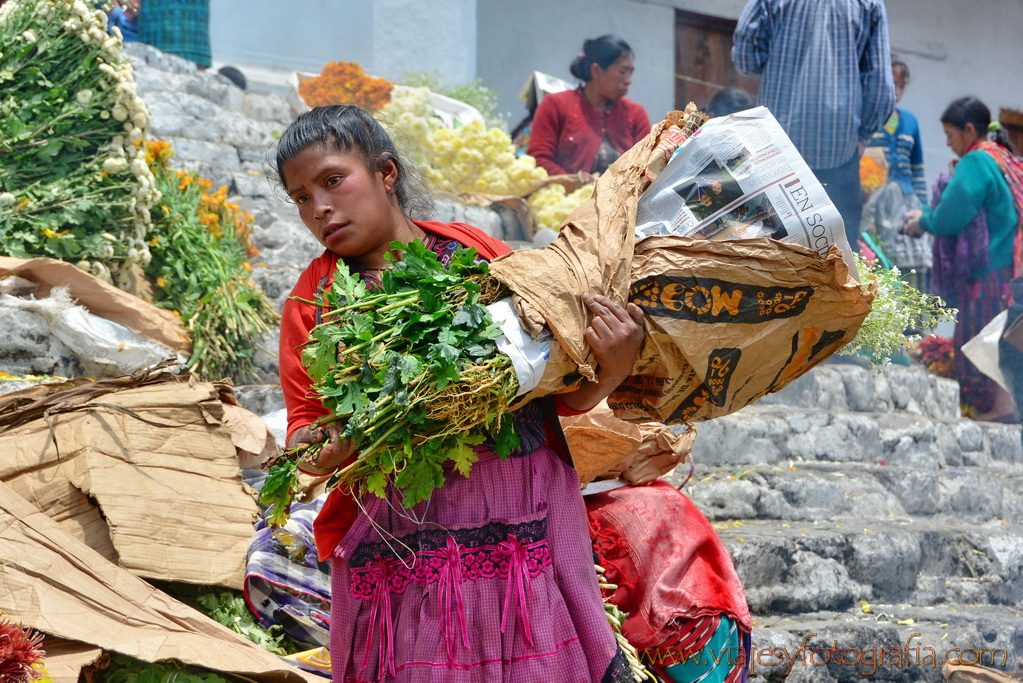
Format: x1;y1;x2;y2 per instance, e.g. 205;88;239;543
942;662;1023;682
37;639;104;683
0;256;190;354
0;366;261;589
561;400;696;485
0;481;318;683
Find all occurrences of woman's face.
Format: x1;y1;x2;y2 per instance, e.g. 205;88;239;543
282;144;400;260
943;122;980;158
591;53;635;102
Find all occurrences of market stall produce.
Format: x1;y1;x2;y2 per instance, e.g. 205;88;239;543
0;0;157;286
0;0;278;382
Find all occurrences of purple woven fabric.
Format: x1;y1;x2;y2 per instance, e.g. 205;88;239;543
930;170;989;304
328;445;620;682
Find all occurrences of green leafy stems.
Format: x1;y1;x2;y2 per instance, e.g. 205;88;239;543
261;240;521;523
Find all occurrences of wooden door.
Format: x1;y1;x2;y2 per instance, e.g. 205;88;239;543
674;10;760;113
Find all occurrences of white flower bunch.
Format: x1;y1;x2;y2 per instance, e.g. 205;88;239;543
839;253;957;366
0;0;158;275
527;182;595;232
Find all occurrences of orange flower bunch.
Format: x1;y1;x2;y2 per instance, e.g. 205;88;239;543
197;183;255;251
299;61;393;110
144;139;173;166
859;153;888;199
143;141;256;254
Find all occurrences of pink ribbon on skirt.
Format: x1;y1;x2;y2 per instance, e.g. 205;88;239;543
437;535;471;663
498;534;534;647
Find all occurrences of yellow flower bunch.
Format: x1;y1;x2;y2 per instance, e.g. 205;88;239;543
377;91;546;197
376;87;442;167
527;183;595;232
421;120;547;196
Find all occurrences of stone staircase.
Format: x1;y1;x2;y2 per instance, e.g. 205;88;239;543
681;361;1023;681
128;46;1023;681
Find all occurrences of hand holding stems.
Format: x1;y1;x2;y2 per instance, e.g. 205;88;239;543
559;293;646;412
286;424;356;477
902;209;925;238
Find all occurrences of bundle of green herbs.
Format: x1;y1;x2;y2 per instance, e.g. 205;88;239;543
261;240;520;525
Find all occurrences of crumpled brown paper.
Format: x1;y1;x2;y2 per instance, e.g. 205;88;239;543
488;107;706;401
0;480;318;683
0;364;264;589
561;400;696;485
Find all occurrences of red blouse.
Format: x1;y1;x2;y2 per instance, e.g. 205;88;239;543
526;88;651;175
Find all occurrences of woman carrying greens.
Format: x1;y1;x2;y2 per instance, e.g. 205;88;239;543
275;105;643;682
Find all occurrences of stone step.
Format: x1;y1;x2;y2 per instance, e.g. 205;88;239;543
675;462;1023;526
692;405;1023;474
745;603;1023;682
760;361;960;421
711;519;1023;615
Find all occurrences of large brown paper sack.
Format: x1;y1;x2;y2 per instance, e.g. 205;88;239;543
609;236;872;423
489;107;706;400
0;256;190;353
0;365;262;589
0;481;319;683
561;400;696;484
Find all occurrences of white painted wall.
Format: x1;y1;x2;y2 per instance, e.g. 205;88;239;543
209;0;476;84
371;0;477;85
209;1;375;74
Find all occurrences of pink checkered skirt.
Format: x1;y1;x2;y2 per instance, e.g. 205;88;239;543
327;445;622;682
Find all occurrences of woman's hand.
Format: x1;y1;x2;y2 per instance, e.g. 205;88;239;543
901;209;925;238
287;424;356;476
559;293;645;412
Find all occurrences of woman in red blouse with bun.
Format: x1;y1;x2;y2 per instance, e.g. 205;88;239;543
527;35;651;175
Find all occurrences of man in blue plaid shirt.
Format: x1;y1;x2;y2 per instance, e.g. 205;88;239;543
732;0;895;251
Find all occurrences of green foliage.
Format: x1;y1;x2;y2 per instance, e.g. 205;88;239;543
399;69;506;129
264;241;519;521
839;254;957;365
259;454;303;527
104;655;232;683
154;583;297;655
0;0;158;279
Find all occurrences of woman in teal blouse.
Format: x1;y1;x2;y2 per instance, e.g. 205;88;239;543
904;97;1023;421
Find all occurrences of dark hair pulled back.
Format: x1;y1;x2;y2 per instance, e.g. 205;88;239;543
941;96;1013;150
569;34;633;82
273;105;433;219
